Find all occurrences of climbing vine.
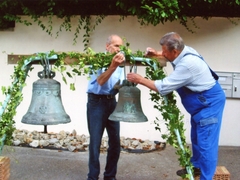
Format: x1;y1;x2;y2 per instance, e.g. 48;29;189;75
1;0;239;178
0;42;192;178
1;0;240;49
145;64;193;179
0;57;33;146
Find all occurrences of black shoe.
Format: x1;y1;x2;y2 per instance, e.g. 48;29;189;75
103;177;116;180
176;167;201;177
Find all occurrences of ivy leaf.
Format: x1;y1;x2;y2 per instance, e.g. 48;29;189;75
70;83;75;91
66;72;72;78
62;76;67;84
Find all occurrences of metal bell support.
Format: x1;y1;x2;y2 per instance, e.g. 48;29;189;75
109;56;148;123
21;56;71;133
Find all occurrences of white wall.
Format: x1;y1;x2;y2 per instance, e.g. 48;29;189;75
0;16;239;146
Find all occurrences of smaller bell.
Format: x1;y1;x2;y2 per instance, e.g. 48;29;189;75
109;84;148;123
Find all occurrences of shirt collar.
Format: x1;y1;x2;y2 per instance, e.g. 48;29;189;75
172;45;187;67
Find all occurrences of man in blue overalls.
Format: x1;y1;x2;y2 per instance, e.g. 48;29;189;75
127;32;226;180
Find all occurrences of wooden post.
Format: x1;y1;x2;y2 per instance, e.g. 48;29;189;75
183;166;230;180
0;156;10;180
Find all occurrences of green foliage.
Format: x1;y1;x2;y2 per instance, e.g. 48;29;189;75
139;0;180;25
52;48;115;90
0;42;192;177
145;59;193;178
0;1;106;50
0;58;33;145
53;43;193;177
1;0;236;175
1;0;240;45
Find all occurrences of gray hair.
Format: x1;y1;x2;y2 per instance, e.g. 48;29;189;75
159;32;184;51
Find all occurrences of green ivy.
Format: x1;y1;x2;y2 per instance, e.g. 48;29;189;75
1;0;240;47
0;57;33;145
145;60;192;179
1;0;237;177
1;43;192;178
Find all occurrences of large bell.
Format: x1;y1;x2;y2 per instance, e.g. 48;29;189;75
109;84;148;123
21;78;71;132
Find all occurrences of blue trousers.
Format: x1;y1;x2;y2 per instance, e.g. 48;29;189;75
177;82;226;180
87;93;120;180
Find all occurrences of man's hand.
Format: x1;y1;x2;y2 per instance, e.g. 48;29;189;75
127;73;143;84
110;52;125;68
145;47;164;58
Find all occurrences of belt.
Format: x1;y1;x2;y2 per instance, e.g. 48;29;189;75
88;93;115;99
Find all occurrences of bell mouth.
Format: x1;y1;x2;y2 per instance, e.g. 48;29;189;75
109;112;148;123
22;112;71;125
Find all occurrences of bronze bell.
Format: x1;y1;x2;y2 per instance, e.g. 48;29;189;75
21;71;71;133
109;81;148;123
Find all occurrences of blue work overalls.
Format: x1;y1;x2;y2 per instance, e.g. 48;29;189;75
177;53;226;180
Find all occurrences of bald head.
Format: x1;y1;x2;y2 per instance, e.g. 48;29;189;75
106;35;123;53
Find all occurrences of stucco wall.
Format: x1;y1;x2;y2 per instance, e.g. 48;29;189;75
0;16;239;146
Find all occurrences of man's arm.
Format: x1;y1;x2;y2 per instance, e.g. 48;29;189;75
127;73;158;92
97;66;118;86
97;52;125;86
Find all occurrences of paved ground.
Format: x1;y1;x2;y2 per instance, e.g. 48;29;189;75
1;145;240;180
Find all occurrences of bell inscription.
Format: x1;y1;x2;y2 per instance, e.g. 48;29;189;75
109;86;148;123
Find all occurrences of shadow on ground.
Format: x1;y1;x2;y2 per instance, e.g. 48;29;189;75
1;145;240;180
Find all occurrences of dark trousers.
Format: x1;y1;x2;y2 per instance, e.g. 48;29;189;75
87;93;120;180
